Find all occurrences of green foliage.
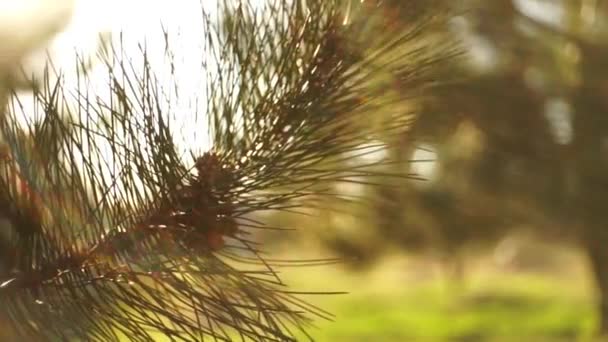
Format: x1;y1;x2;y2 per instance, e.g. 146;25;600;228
320;0;608;271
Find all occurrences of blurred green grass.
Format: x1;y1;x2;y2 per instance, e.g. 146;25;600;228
115;245;601;341
297;282;593;341
282;251;599;342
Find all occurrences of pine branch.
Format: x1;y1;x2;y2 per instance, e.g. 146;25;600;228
0;1;455;340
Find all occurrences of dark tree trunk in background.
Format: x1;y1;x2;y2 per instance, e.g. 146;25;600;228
586;238;608;335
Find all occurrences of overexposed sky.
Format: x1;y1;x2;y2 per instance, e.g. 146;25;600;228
1;0;266;205
15;0;216;153
4;0;260;158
